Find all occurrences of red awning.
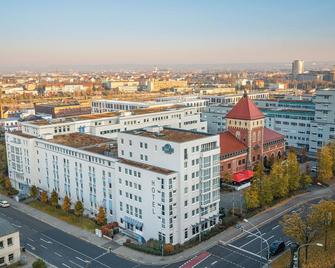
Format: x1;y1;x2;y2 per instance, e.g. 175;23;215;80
232;170;254;183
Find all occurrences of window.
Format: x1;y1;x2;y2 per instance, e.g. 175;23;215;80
0;241;3;249
7;237;13;246
0;257;4;264
8;254;14;261
184;228;188;239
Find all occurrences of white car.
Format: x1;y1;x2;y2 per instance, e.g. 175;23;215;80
0;200;10;208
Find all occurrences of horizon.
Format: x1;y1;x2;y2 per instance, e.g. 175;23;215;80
1;0;335;71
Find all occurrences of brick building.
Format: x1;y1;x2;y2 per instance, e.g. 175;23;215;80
219;93;285;181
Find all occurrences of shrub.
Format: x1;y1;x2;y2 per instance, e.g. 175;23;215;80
32;259;47;268
164;243;174;254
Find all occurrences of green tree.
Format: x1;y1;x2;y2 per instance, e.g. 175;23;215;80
309;200;335;251
327;141;335;174
96;206;106;225
270;161;289;199
32;259;47;268
30;185;38;198
50;190;58;207
74;200;84;217
285;151;300;191
281;211;319;263
40;191;48;203
62;195;71;213
318;146;333;183
259;176;273;206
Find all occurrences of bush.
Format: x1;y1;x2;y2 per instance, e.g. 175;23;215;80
32;259;47;268
164;243;174;254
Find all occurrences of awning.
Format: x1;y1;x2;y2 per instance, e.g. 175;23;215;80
232;170;254;183
123;216;143;229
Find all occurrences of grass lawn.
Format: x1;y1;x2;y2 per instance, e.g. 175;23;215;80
271;228;335;268
29;200;99;232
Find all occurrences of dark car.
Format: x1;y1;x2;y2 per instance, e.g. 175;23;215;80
270;240;285;256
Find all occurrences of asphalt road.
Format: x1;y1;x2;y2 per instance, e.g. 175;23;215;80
192;198;324;268
0;207;139;268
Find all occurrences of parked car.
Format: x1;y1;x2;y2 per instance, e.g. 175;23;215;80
0;200;10;208
270;240;285;256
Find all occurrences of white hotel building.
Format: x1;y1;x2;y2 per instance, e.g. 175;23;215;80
5;105;219;245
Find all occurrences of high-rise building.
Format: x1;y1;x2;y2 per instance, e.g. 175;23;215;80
292;60;304;78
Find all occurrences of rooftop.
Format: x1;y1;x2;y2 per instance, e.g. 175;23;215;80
50;133;113;149
119;158;175;175
219;131;248;156
226;94;264;120
0;217;18;237
10;131;35;139
126;127;212;143
263;127;285;143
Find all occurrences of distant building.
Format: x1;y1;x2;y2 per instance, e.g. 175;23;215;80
35;101;91;118
292;60;304;78
201;92;269;105
147;79;188;92
0;217;21;266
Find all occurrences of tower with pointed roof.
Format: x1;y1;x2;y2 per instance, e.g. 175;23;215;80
225;93;265;166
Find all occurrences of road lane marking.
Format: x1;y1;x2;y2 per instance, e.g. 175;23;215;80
40;233;112;268
266;235;275;241
55;252;63;257
26;243;36;250
211;261;218;265
11;223;22;228
40;244;47;249
272;225;280;230
240;236;260;248
40;238;52;244
75;257;87;263
62;263;72;268
27;238;35;242
227;244;267;261
69;260;84;268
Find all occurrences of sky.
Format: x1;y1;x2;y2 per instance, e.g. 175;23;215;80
1;0;335;69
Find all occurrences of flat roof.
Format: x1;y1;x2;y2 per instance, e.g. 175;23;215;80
50;133;113;149
10;131;35;139
126;128;212;143
119;158;175;175
0;217;17;237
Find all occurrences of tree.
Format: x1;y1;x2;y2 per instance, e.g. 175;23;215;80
50;190;58;207
318;146;333;183
244;183;260;210
285;151;300;191
327;141;335;174
259;176;273;206
309;200;335;250
281;211;319;263
74;200;84;217
62;195;71;213
40;191;48;203
164;243;174;254
30;185;38;198
96;206;106;225
4;178;11;191
270;161;289;199
32;259;47;268
299;172;312;189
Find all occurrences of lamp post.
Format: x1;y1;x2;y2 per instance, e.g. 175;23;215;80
243;219;263;268
296;243;323;268
236;220;270;267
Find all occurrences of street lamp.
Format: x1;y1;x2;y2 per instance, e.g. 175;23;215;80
243;219;263;268
296;243;323;268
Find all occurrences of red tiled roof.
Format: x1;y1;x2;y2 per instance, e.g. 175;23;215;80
226;95;264;120
263;127;285;143
220;131;248;156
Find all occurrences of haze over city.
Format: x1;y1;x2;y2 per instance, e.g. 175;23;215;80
1;1;335;268
1;0;335;72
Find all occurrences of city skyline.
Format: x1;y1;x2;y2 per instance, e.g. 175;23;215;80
1;0;335;70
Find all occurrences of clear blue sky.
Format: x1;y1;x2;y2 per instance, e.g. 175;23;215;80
1;0;335;67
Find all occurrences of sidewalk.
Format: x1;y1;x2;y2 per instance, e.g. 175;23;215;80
1;183;334;266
